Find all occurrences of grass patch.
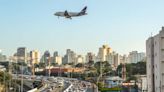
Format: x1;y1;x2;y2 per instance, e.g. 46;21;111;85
99;87;122;92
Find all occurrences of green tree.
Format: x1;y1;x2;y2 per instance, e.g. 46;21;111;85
0;71;12;84
39;62;45;68
116;61;146;80
94;61;112;75
75;63;84;68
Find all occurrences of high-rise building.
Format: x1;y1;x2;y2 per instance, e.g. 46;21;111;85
97;45;112;62
51;51;59;64
53;51;58;57
119;55;128;64
146;27;164;92
62;49;76;64
106;52;115;65
17;47;27;63
85;52;96;63
127;51;145;63
114;53;120;67
0;50;7;61
30;50;40;65
55;56;62;65
106;52;120;68
76;55;84;64
43;50;51;76
43;50;50;65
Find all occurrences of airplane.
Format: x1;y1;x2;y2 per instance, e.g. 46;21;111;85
54;6;87;19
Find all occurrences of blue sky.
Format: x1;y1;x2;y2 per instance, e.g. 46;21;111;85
0;0;164;56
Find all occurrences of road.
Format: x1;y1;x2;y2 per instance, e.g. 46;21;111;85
12;74;98;92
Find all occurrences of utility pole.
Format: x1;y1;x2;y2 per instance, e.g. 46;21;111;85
9;57;12;92
48;57;51;77
21;63;23;92
100;61;102;78
3;71;5;92
21;56;25;92
14;56;18;92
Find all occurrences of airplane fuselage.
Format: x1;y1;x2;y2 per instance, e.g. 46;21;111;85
54;12;87;17
54;6;87;19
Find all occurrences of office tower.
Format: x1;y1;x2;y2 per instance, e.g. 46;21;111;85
128;51;145;63
0;50;7;61
146;27;164;92
44;50;50;65
62;49;76;64
119;55;128;64
53;51;58;57
97;44;112;62
86;52;96;63
40;55;45;63
43;50;51;76
55;56;62;65
17;47;27;63
52;51;59;64
106;52;120;68
114;53;120;67
76;55;84;64
30;50;40;65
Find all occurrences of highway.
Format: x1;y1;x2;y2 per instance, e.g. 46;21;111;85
12;74;98;92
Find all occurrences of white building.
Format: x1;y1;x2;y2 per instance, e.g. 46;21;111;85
51;51;60;65
106;52;120;68
137;75;147;92
97;45;112;62
146;27;164;92
120;55;128;64
30;50;40;65
127;51;145;63
0;65;6;71
76;55;84;64
55;56;62;65
0;52;7;61
62;49;76;64
104;76;123;88
106;52;115;65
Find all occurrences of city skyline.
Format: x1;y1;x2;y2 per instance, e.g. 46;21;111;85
0;46;145;57
1;0;164;56
0;45;146;67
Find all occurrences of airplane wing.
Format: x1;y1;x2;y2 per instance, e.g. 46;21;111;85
64;10;72;19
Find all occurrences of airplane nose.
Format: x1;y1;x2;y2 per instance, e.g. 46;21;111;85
54;12;59;16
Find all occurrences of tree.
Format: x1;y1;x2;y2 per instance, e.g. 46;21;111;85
51;63;58;66
94;61;112;75
39;62;45;68
88;60;94;66
116;61;146;80
0;71;12;84
75;63;84;68
97;82;104;89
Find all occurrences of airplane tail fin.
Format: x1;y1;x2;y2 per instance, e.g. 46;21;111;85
80;6;87;14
